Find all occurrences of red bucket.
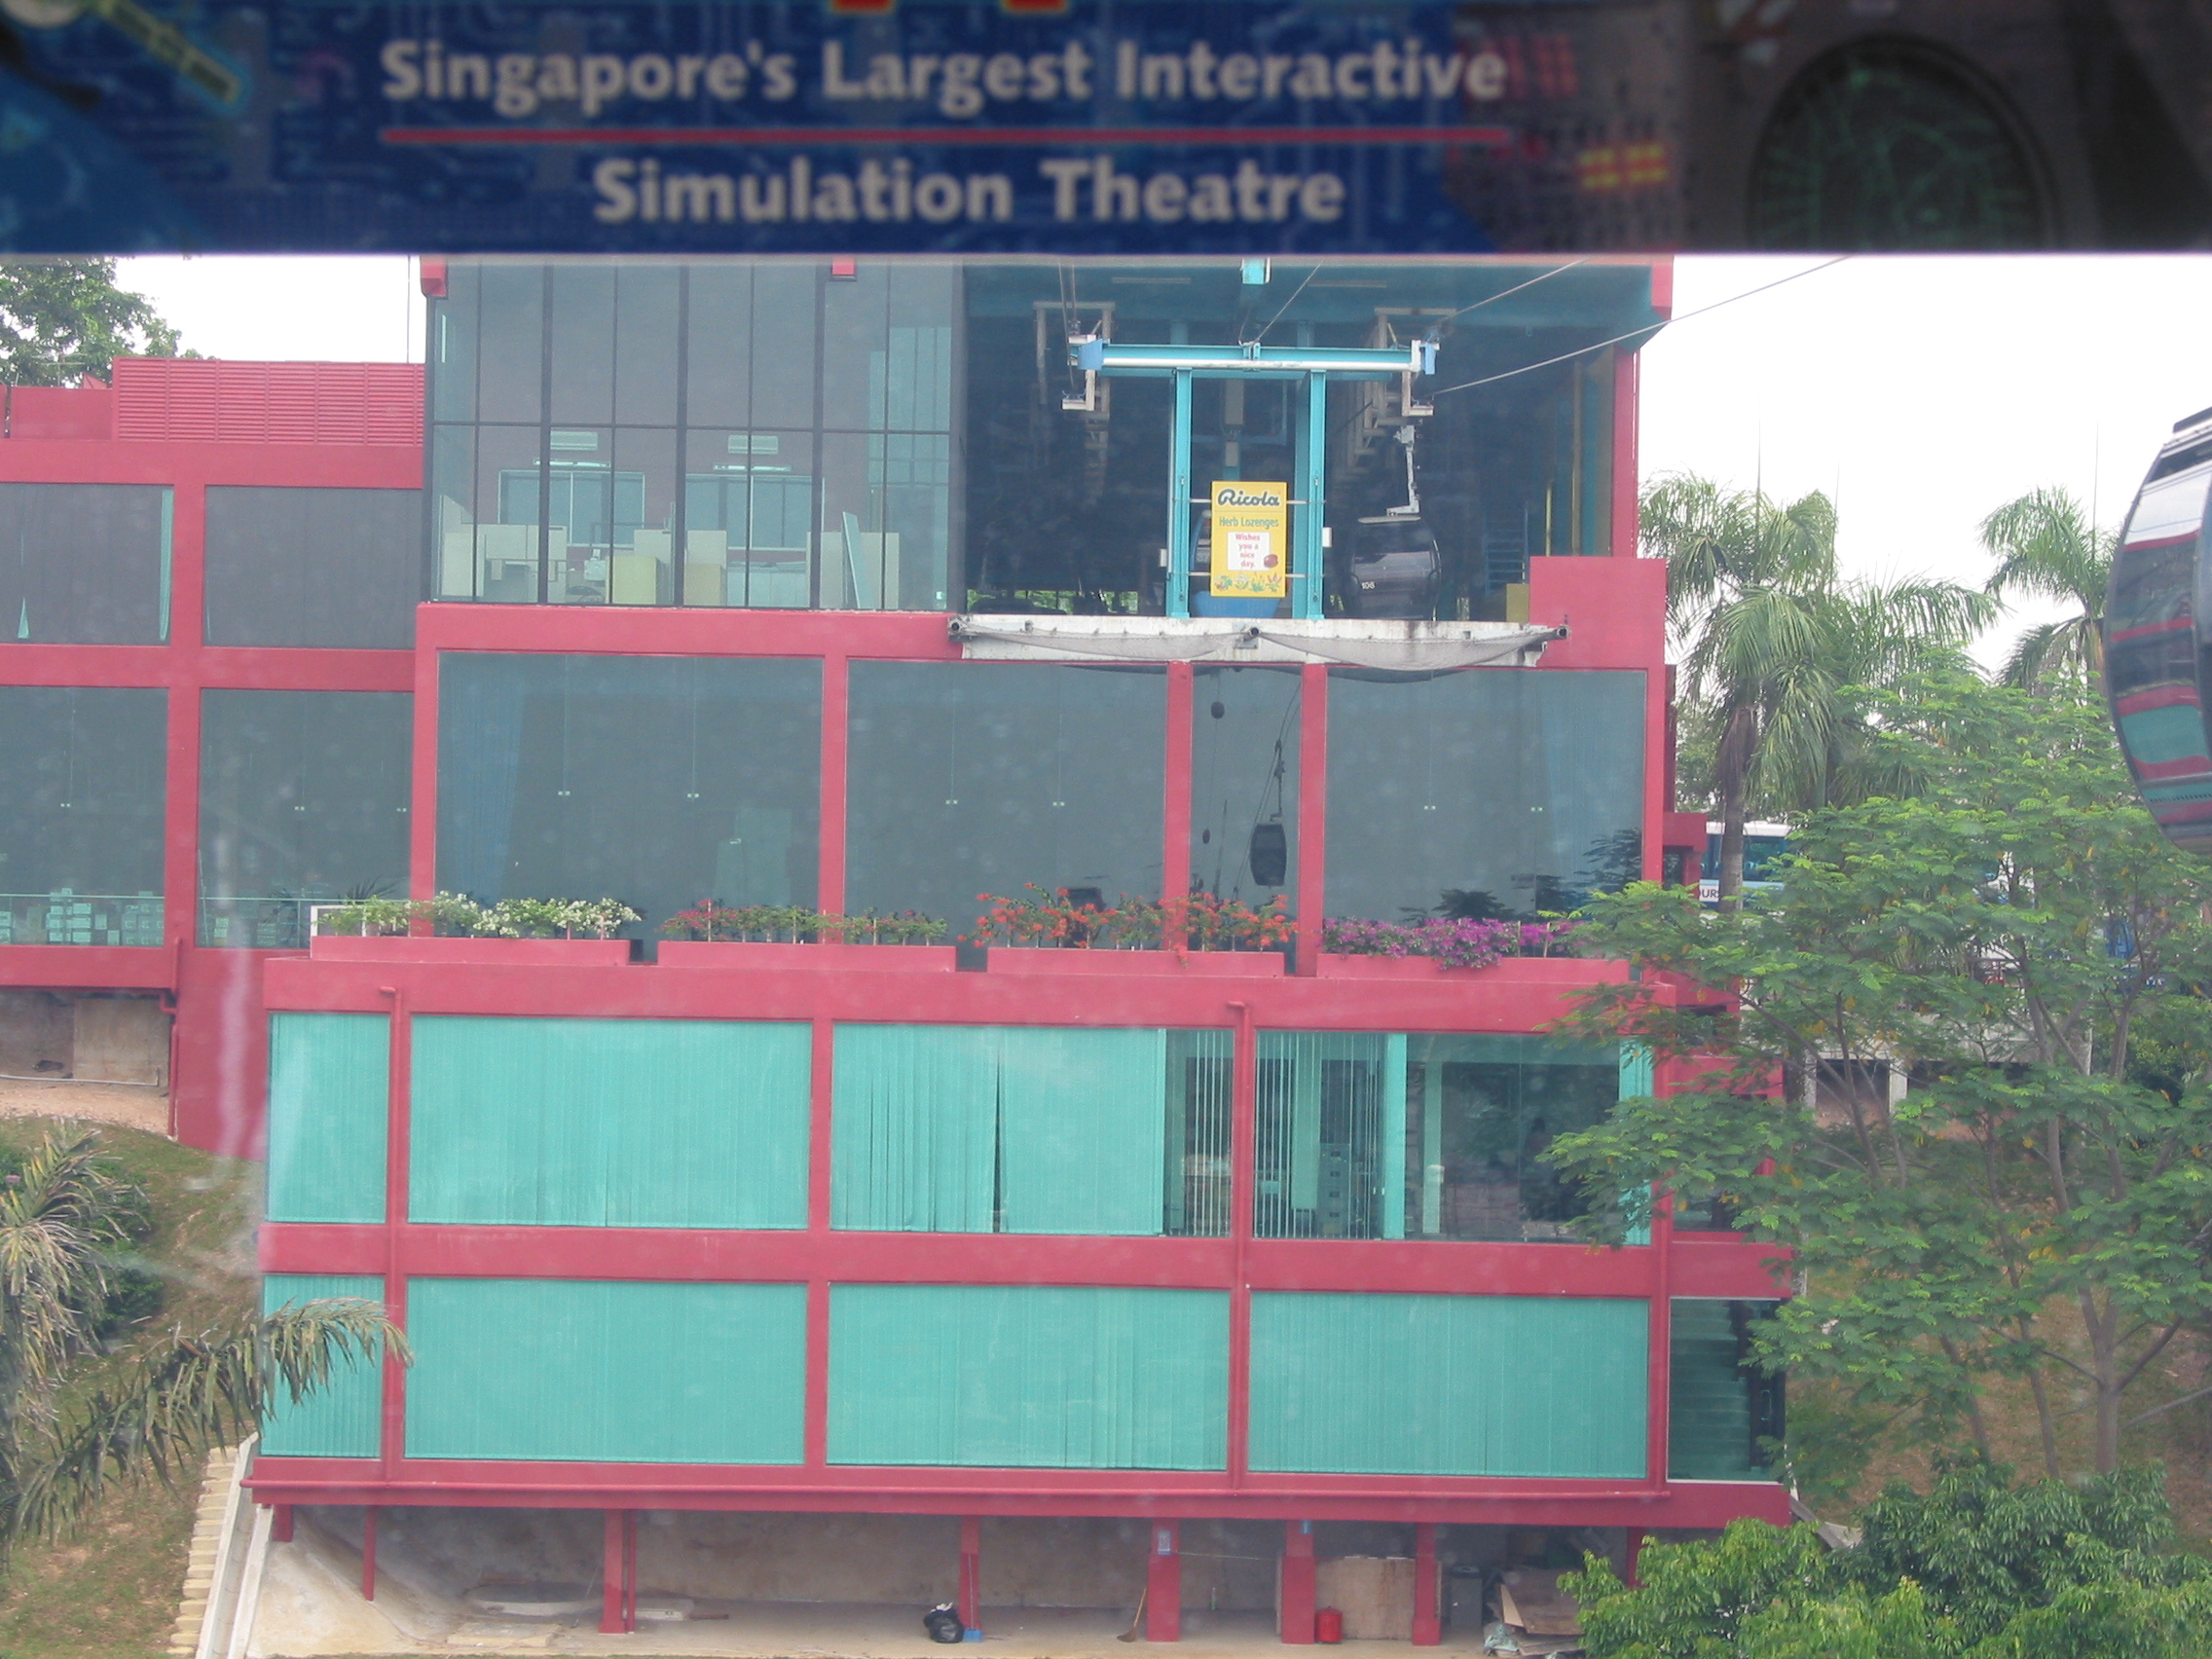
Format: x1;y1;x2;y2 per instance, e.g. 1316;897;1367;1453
1316;1608;1345;1644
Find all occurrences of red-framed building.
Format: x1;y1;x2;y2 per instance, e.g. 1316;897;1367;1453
0;256;1779;1644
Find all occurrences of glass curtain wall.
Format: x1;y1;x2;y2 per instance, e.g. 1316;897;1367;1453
203;487;424;647
429;261;958;610
198;691;414;947
1324;668;1645;922
1255;1034;1620;1241
435;652;821;940
0;687;166;943
0;484;171;644
1190;665;1299;909
844;661;1165;936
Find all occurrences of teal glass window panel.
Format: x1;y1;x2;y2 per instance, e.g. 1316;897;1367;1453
1248;1291;1647;1477
265;1013;387;1224
832;1024;1224;1236
1668;1299;1783;1482
410;1016;810;1229
996;1027;1166;1235
260;1274;385;1457
1254;1032;1396;1241
405;1278;805;1463
831;1024;1000;1233
829;1285;1228;1469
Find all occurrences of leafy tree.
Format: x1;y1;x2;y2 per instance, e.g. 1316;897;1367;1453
1641;474;1991;903
1979;488;2114;689
0;259;186;387
1549;675;2212;1474
1567;1462;2208;1659
0;1126;403;1552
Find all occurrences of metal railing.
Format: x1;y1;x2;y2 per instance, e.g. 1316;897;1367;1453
0;893;165;946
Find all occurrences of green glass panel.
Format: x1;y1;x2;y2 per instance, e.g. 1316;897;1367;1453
266;1013;387;1224
829;1284;1228;1469
997;1028;1165;1235
410;1016;810;1229
831;1024;999;1233
1621;1042;1654;1245
405;1278;806;1463
260;1274;385;1458
831;1024;1177;1236
1668;1299;1781;1482
1248;1291;1647;1477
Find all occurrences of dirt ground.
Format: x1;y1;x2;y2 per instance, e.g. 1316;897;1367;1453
0;1076;168;1133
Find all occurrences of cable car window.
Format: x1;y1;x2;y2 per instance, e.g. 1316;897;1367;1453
2108;539;2195;633
2149;436;2212;482
2123;467;2212;544
2106;629;2196;700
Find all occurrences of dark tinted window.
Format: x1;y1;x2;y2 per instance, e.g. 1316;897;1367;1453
204;488;423;647
1324;669;1645;921
0;484;169;644
0;686;166;944
1190;665;1299;908
846;662;1165;934
2108;538;2194;633
199;690;414;948
436;653;820;940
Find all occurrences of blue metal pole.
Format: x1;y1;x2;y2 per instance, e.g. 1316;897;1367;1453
1169;369;1194;619
1300;373;1328;620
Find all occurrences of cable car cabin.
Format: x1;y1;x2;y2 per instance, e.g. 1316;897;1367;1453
2109;405;2212;853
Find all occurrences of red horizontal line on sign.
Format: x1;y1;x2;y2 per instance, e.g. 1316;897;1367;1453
379;124;1515;148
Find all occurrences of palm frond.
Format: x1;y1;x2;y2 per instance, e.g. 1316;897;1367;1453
14;1299;408;1544
1999;617;2095;690
1980;488;2113;614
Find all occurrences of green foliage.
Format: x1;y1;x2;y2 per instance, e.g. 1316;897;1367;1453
316;891;641;939
659;902;948;944
1567;1464;2207;1659
1979;488;2114;691
1641;473;1992;901
1549;674;2212;1473
1767;1382;1893;1513
0;260;186;386
0;1125;405;1556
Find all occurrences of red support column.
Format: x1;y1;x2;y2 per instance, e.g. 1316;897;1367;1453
624;1510;639;1631
601;1510;631;1634
379;987;410;1481
1227;999;1256;1486
1145;1521;1181;1642
271;1503;295;1544
1646;1184;1675;1493
360;1508;378;1602
1411;1523;1440;1645
1278;1521;1315;1644
958;1516;982;1635
1162;661;1195;920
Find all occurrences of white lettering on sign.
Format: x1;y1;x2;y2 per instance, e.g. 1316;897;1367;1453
1040;157;1343;223
379;33;1543;122
593;157;1015;224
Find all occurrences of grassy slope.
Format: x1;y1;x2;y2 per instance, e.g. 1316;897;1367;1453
0;1119;261;1659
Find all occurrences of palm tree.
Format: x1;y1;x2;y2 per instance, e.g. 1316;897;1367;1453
1979;487;2114;688
1645;473;1993;904
0;1126;403;1550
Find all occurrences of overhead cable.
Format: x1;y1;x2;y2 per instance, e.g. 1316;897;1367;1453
1427;255;1852;400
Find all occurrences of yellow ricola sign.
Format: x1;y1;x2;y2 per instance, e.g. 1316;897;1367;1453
1209;481;1288;599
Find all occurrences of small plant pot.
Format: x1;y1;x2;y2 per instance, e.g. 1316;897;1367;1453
985;948;1285;977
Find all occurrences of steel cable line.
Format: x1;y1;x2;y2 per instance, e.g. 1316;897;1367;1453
1426;256;1852;400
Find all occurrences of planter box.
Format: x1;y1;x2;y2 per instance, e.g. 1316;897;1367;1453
1316;951;1612;981
308;936;636;966
988;947;1284;977
656;941;957;971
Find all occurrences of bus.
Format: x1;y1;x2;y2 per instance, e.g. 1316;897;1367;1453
1700;821;1790;904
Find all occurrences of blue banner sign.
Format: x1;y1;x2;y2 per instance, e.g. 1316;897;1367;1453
0;0;1627;252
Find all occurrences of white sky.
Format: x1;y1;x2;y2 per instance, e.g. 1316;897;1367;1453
117;250;2212;662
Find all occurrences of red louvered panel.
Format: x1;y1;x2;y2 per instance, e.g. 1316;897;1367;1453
109;356;425;445
365;364;424;444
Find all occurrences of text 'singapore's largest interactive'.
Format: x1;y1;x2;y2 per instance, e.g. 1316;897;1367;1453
0;0;1639;252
